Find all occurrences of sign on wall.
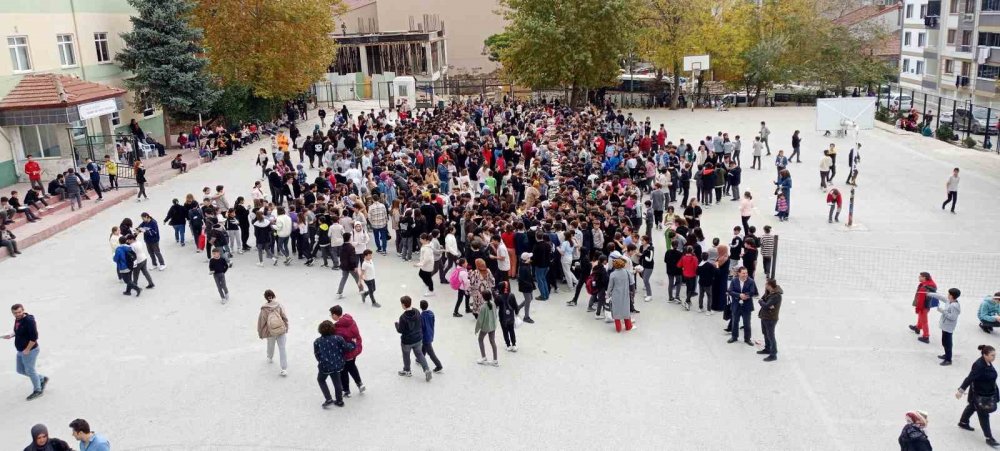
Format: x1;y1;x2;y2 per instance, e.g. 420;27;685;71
77;98;119;120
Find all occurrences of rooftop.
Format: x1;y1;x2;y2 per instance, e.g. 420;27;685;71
833;3;902;27
0;73;126;111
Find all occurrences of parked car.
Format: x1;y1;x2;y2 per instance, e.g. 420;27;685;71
939;107;999;134
879;94;913;110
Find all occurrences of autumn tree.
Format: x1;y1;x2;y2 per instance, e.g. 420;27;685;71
117;0;218;143
194;0;344;100
497;0;638;106
638;0;714;109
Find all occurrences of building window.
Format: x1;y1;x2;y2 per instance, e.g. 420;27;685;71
918;33;926;47
962;61;972;76
906;4;914;18
978;64;1000;79
19;125;62;158
985;0;1000;12
920;4;928;18
904;32;912;46
962;30;973;47
980;32;1000;47
142;95;155;117
948;29;957;44
903;58;911;73
94;32;111;63
56;34;76;67
7;36;31;72
916;60;924;74
111;111;121;126
952;0;959;13
945;59;955;74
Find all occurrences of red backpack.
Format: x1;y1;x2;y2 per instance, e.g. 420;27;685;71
585;274;597;295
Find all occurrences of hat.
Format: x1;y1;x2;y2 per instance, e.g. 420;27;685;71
609;251;624;260
521;252;533;262
905;411;928;426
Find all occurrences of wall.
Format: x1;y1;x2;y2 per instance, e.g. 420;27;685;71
375;0;504;72
337;2;379;34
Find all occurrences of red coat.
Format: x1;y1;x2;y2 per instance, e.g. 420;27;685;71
333;314;363;360
826;190;842;207
657;130;667;146
914;279;937;313
639;136;652;152
24;160;41;181
678;254;699;278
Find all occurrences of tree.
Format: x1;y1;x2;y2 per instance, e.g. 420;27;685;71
117;0;218;143
809;24;895;94
484;33;512;63
194;0;344;100
638;0;714;109
497;0;638;105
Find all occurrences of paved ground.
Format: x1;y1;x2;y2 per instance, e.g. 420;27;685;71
2;104;1000;450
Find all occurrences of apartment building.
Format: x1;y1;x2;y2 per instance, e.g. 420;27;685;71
899;0;1000;106
0;1;161;188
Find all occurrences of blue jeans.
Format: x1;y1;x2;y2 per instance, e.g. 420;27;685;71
439;180;449;194
372;227;388;253
172;224;185;244
534;267;550;299
16;347;43;391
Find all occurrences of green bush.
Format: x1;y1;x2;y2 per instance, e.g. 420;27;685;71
963;136;977;148
936;124;956;141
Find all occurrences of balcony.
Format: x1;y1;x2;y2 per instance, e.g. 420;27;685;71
926;1;941;27
957;75;972;87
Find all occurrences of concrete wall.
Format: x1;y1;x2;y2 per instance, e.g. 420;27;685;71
337;2;379;34
375;0;504;72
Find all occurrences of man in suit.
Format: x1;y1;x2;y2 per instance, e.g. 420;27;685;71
727;266;759;345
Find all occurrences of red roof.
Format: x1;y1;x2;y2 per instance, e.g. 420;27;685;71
833;3;902;27
0;73;126;111
874;34;901;57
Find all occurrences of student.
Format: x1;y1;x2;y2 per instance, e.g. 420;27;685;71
113;236;142;297
359;249;380;307
516;253;536;322
496;281;519;352
928;287;962;366
336;233;364;299
826;187;843;223
414;233;436;296
139;213;166;270
4;304;49;401
452;258;471;317
751;137;763;169
257;289;289;376
909;272;937;343
395;296;433;381
68;419;110;451
209;248;230;303
0;223;20;256
475;291;500;366
313;320;355;408
757;278;783;362
127;232;155;289
331;305;366;397
942;167;959;213
696;252;716;314
978;293;1000;333
419;300;444;373
678;245;698;309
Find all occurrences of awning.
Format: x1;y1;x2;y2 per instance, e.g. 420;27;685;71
0;73;126;126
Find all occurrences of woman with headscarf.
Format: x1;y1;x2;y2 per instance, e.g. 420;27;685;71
897;411;931;450
712;244;731;315
468;258;496;317
25;424;72;451
607;254;633;332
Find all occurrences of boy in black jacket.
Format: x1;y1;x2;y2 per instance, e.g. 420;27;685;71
209;249;229;303
395;296;432;382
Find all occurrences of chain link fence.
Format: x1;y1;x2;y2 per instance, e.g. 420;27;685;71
875;81;1000;153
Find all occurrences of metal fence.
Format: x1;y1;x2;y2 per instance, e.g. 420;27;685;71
875;81;1000;152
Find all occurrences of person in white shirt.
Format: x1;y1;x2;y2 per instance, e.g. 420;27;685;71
329;217;345;269
819;151;833;190
273;207;293;265
558;232;577;288
128;232;155;289
942;167;960;213
359;250;380;307
351;222;370;258
751;137;763;170
413;233;436;296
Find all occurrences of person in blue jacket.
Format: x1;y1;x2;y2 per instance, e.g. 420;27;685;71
419;300;443;373
139;212;166;270
727;266;758;345
113;237;141;296
314;320;355;408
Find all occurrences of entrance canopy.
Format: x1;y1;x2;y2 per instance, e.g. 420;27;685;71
0;73;126;126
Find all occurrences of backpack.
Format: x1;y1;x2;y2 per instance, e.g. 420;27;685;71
585;274;597;295
265;308;287;336
123;247;137;269
449;267;464;290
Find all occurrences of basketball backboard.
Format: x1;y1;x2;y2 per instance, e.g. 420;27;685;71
683;55;710;72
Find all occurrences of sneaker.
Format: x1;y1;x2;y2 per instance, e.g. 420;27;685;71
423;292;435;297
146;284;155;289
397;370;412;377
158;264;167;271
523;317;534;324
940;360;952;366
268;357;273;364
40;376;49;392
763;355;777;362
510;346;517;352
26;391;43;401
644;296;652;302
322;399;335;409
958;422;976;432
372;302;381;308
424;370;433;382
337;293;344;300
359;384;366;393
433;367;444;373
506;346;513;352
698;308;704;313
490;360;500;367
221;298;227;304
135;287;142;297
453;312;463;318
273;258;279;266
257;262;263;267
917;336;930;343
477;358;488;365
333;400;344;407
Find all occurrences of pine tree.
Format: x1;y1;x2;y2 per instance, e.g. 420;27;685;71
117;0;218;143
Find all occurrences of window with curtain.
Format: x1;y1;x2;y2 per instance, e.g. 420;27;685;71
19;125;63;158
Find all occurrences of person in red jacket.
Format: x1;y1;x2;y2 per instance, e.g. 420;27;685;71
909;272;937;342
23;156;42;191
677;245;699;309
826;187;843;223
330;305;365;397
